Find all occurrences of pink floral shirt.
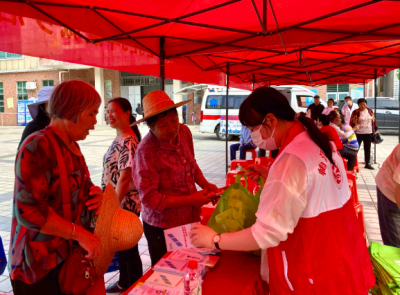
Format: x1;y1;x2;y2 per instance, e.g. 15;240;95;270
132;124;203;228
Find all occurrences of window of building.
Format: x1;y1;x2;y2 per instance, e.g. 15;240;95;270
0;83;4;113
105;80;112;98
327;84;350;104
42;80;54;87
17;82;28;100
0;52;23;59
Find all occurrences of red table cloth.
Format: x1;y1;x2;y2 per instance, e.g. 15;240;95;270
124;250;268;295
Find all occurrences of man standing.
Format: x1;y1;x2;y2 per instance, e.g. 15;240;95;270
306;95;325;121
322;98;337;115
182;104;187;124
342;96;358;125
230;125;256;161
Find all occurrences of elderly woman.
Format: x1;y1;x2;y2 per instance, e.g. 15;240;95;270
102;97;143;293
132;91;218;266
10;80;103;295
350;98;379;170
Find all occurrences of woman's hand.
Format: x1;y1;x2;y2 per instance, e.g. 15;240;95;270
204;182;219;194
87;186;103;215
244;164;269;182
75;226;102;259
191;190;211;208
353;125;359;132
190;223;217;249
374;130;380;135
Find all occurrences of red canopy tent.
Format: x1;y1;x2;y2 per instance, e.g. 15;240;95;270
1;0;400;88
1;0;400;169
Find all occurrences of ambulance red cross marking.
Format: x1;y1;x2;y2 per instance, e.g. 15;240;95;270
318;162;327;176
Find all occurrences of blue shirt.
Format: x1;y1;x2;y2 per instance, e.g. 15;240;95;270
240;125;256;148
182;105;187;113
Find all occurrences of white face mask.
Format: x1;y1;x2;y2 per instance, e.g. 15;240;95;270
250;123;278;151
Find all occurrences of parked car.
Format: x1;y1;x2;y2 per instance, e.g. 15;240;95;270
338;97;399;129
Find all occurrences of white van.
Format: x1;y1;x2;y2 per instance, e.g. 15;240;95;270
174;85;325;140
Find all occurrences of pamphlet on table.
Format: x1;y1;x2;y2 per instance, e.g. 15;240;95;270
168;249;219;268
129;282;184;295
144;271;185;289
154;258;207;277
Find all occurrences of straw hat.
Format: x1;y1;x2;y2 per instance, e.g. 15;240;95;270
131;90;191;126
93;183;143;278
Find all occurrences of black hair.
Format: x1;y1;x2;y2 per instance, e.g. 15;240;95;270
319;114;330;126
329;110;345;125
239;87;334;164
344;96;352;101
146;108;178;129
328;98;334;103
108;97;141;142
314;95;320;99
357;98;367;105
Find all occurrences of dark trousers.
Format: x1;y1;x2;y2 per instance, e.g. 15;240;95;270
339;146;357;171
356;133;373;165
182;112;187;124
258;149;279;158
143;222;167;266
117;211;143;288
118;245;143;288
11;261;67;295
230;143;254;161
377;187;400;247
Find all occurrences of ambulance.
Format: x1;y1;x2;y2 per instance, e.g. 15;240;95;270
174;85;325;141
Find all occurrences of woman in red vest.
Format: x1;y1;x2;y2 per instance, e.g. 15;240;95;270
190;87;374;295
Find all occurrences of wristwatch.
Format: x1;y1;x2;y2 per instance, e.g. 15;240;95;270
213;234;221;250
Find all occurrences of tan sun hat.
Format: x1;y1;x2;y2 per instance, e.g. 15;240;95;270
131;90;191;126
93;183;143;278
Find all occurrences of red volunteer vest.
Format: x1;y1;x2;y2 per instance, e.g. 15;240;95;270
267;129;374;295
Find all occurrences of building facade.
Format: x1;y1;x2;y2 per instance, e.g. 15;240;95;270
0;53;201;126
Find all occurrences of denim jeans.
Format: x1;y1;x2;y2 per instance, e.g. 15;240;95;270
377;187;400;247
230;143;254;161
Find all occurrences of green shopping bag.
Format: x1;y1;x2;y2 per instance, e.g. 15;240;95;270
207;174;264;234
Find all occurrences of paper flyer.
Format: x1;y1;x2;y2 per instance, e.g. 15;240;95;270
145;271;185;289
168;249;219;268
154;258;207;277
164;223;194;251
129;282;184;295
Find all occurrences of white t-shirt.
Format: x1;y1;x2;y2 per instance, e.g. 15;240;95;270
322;106;337;115
376;144;400;203
102;135;141;213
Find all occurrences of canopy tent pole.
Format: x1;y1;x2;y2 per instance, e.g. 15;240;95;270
160;36;165;91
398;62;400;143
252;74;255;90
363;79;366;97
226;62;230;174
374;69;377;164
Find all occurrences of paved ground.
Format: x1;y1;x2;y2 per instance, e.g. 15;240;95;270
0;124;397;294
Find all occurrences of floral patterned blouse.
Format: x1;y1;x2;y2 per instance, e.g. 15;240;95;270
132;124;204;229
9;128;93;284
102;135;141;213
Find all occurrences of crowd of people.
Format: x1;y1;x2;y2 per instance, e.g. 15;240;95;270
8;80;392;295
306;94;379;170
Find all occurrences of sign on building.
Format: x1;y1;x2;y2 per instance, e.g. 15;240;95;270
17;100;35;126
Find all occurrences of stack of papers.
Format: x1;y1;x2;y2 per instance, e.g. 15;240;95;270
129;282;184;295
369;241;400;294
168;249;219;268
144;271;185;289
154;258;207;277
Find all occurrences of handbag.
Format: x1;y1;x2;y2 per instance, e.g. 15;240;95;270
45;129;97;294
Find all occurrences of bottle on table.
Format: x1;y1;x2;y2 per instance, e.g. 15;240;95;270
184;260;202;295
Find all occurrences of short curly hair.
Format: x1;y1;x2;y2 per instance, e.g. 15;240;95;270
49;80;101;123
